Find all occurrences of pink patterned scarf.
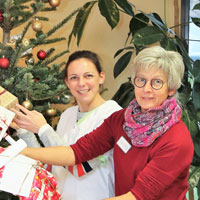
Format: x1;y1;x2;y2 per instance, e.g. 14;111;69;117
123;97;182;147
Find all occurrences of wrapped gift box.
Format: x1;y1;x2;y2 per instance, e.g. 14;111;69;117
0;86;18;109
0;140;61;200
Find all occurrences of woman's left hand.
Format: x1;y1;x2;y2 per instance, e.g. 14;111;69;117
11;104;47;133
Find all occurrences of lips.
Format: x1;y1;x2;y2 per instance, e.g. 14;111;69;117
141;97;153;100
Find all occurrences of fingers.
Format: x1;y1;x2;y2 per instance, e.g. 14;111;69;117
15;104;31;115
10;122;20;130
11;108;25;118
11;103;47;133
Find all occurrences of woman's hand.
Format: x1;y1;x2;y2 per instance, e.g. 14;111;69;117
11;104;47;133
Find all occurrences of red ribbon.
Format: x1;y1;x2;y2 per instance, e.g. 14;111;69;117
0;89;6;96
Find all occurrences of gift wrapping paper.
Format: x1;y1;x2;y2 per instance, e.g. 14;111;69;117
0;86;18;109
0;147;61;200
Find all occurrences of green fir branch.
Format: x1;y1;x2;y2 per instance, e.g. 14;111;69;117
37;50;69;66
38;37;66;45
14;0;33;4
26;8;80;49
46;8;80;38
41;7;56;12
30;87;67;101
33;16;49;21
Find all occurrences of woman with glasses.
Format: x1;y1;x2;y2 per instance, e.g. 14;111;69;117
19;46;194;199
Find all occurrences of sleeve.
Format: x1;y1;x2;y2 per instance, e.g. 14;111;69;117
71;115;115;164
74;101;121;175
38;124;65;147
131;126;194;200
16;128;41;148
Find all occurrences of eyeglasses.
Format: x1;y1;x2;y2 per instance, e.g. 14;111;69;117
133;77;164;90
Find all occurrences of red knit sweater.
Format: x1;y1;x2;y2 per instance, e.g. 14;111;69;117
71;108;194;200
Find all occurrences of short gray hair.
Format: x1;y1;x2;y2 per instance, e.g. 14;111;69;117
131;46;185;91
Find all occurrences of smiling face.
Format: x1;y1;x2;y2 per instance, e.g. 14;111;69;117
65;58;105;111
134;67;175;112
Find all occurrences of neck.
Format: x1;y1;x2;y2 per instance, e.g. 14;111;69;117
78;94;105;112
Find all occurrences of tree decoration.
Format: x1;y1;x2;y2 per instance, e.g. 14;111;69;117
34;78;39;82
32;18;43;32
0;11;3;23
49;0;61;7
37;50;46;60
63;94;72;104
22;38;30;46
25;56;35;65
45;107;57;117
6;40;16;48
0;56;10;69
22;99;33;110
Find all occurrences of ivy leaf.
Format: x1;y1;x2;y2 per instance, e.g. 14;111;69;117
191;3;200;28
114;46;134;58
141;12;167;32
68;1;96;46
129;13;149;36
175;37;193;73
98;0;119;29
131;26;164;46
193;3;200;10
192;60;200;79
114;0;134;16
189;165;200;188
193;81;200;110
192;17;200;28
160;37;178;51
114;51;133;78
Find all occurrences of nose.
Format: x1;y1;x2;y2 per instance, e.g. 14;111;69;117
143;81;152;92
78;77;86;86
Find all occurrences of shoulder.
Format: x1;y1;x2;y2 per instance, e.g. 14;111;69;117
59;105;78;122
61;105;78;116
167;120;192;142
92;100;122;119
100;100;122;111
103;107;126;125
154;120;194;160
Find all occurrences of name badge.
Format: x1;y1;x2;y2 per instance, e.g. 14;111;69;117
117;136;131;153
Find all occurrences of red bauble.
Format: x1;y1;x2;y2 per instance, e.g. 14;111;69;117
37;50;46;60
34;78;39;82
0;11;3;23
0;57;10;69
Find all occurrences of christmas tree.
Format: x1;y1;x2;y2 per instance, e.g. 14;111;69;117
0;0;81;199
0;0;80;125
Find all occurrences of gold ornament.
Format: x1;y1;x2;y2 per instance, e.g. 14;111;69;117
22;38;30;46
49;0;61;7
6;39;16;48
45;107;57;117
32;18;43;32
22;100;33;110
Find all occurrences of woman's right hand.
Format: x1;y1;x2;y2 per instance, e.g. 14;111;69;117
11;104;47;133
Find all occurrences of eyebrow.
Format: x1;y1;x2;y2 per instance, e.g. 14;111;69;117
136;74;164;79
